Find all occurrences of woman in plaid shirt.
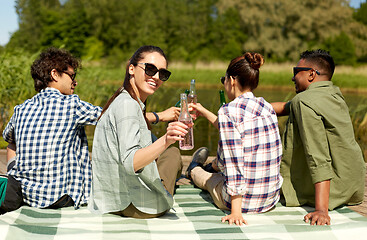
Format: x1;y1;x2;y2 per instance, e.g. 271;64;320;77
188;52;283;225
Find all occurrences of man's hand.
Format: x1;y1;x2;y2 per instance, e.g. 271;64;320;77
304;210;331;225
305;180;331;225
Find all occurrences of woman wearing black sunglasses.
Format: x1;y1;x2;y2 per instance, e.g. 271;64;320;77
186;52;283;225
88;45;187;218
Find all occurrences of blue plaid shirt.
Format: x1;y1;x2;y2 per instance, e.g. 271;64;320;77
2;88;102;208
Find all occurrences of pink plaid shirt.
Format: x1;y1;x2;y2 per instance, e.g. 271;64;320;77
217;92;283;213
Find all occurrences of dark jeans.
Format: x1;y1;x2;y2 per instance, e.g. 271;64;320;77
47;195;74;209
0;174;23;215
0;160;23;215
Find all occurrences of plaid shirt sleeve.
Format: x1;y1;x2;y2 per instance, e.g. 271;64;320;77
72;96;102;126
217;111;245;196
2;113;16;144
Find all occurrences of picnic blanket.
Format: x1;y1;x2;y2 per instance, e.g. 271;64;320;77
0;185;367;240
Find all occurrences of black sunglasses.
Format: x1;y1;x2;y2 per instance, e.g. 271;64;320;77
293;67;320;77
62;71;77;81
220;76;226;84
138;63;171;81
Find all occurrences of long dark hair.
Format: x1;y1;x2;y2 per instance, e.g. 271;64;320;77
98;46;168;122
226;52;264;91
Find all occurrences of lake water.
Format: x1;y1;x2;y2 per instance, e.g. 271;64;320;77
86;84;367;156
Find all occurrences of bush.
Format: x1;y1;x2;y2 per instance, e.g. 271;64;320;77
0;49;37;131
323;32;357;66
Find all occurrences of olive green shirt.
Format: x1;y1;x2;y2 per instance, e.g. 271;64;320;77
281;81;365;210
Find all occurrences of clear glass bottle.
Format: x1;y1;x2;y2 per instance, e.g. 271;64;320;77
219;90;226;107
187;79;197;118
178;93;194;150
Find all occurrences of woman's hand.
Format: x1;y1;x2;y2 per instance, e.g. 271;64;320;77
164;121;190;146
221;213;247;226
158;107;181;122
221;195;247;226
189;103;219;129
189;103;206;120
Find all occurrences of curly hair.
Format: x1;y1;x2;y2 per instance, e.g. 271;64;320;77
31;47;81;92
226;52;265;91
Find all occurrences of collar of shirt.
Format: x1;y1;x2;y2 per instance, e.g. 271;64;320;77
307;80;333;90
237;91;255;101
42;87;62;94
121;89;146;111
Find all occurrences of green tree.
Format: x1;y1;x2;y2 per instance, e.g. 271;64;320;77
7;0;61;52
353;2;367;25
323;31;356;65
217;0;354;61
6;0;367;64
58;0;91;57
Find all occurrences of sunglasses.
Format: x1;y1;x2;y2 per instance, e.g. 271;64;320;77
220;76;226;84
293;67;320;77
138;63;171;81
62;71;77;81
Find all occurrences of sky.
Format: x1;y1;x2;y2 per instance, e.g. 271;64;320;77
0;0;366;46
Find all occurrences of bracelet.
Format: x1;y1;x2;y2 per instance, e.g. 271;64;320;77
152;112;159;125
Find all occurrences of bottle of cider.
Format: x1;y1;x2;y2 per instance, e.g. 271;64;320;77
178;93;194;150
219;90;226;107
174;89;189;107
187;79;197;118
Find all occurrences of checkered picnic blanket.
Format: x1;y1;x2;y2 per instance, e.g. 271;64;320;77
0;185;367;240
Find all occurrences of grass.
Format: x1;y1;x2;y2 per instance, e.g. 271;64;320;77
79;61;367;90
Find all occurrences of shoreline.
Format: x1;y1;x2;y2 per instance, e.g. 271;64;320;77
164;82;367;94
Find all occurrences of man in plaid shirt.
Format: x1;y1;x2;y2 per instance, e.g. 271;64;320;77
1;47;102;214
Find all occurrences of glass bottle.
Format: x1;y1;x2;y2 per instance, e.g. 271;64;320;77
219;90;226;107
174;89;189;107
187;79;197;118
178;93;194;150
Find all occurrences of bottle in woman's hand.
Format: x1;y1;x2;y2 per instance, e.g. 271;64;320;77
187;79;197;119
178;93;194;150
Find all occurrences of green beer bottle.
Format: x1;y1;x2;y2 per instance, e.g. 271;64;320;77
219;90;226;107
175;89;189;107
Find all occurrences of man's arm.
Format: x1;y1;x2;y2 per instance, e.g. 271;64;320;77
7;143;16;162
304;180;331;225
293;99;333;225
271;101;291;116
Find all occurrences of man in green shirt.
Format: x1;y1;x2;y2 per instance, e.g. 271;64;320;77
272;49;365;226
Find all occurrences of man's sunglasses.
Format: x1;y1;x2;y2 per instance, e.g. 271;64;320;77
62;71;77;81
138;63;171;81
293;67;320;77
